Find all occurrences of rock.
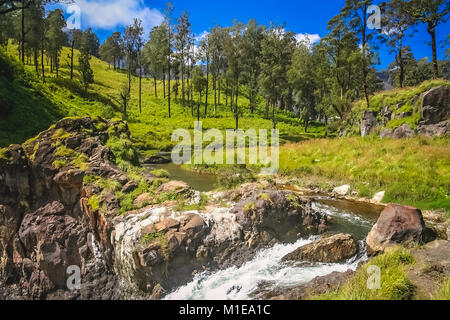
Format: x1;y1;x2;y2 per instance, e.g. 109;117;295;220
157;181;190;194
121;180;138;193
420;86;450;125
393;124;415;139
282;234;359;263
263;269;355;300
371;191;385;204
143;154;171;164
231;191;327;238
0;117;140;300
180;214;206;240
133;193;153;208
360;110;378;137
380;129;393;139
154;218;180;233
366;204;425;256
332;185;350;196
381;106;392;125
418;121;450;137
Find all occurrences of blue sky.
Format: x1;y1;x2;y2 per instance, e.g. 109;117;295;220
50;0;449;70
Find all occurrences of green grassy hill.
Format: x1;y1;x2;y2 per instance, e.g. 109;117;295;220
0;45;449;212
0;44;324;151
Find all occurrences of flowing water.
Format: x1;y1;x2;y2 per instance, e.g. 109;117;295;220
164;199;379;301
144;164;382;300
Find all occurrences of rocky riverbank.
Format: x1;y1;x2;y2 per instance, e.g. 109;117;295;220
0;116;448;300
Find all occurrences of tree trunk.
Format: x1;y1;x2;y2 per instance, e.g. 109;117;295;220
154;77;157;97
34;48;38;74
213;75;217;114
139;61;142;113
399;39;404;88
163;71;166;98
205;57;209;116
428;23;439;78
70;40;74;80
21;1;25;64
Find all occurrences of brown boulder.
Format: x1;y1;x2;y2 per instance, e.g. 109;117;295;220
366;204;425;256
180;214;206;239
157;181;190;194
134;193;153;208
282;233;359;263
154;218;180;233
393;124;415;139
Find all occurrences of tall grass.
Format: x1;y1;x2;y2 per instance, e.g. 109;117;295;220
280;136;450;210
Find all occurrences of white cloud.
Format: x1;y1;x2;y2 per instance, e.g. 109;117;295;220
72;0;164;35
295;33;321;45
195;30;209;43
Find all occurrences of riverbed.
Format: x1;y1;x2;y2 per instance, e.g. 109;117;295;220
144;163;382;300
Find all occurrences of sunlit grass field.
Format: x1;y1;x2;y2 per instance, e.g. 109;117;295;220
1;43;449;211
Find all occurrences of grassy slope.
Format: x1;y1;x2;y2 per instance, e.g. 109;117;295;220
1;44;324;150
0;44;449;211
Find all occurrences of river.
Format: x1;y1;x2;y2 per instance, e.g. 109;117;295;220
144;163;381;300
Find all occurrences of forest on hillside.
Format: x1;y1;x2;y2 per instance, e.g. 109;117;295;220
0;0;449;133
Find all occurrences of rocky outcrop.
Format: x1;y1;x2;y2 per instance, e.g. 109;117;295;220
282;234;359;263
356;85;449;139
361;111;377;137
255;269;355;300
0;120;329;300
366;204;425;256
417;86;450;136
142;153;171;164
231;190;328;240
0;117;144;299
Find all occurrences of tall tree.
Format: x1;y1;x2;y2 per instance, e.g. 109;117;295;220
259;24;295;129
340;0;376;109
209;25;227;112
241;19;264;114
68;29;83;79
164;2;174;118
78;34;94;95
382;0;416;88
224;21;244;129
122;18;142;117
144;24;169;98
45;8;66;78
198;33;211;116
175;10;191;108
405;0;450;78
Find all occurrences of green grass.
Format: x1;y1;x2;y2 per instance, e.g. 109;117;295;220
88;194;102;211
151;169;170;178
1;44;449;212
349;79;450;133
279;136;450;211
315;248;415;300
0;43;324;151
433;278;450;300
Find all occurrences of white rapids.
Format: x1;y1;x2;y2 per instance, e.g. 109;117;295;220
164;237;366;300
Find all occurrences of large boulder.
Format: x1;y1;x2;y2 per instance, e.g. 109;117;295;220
231;190;328;238
418;121;450;137
420;86;450;125
360;110;377;137
393;124;415;139
282;233;359;263
366;204;425;256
